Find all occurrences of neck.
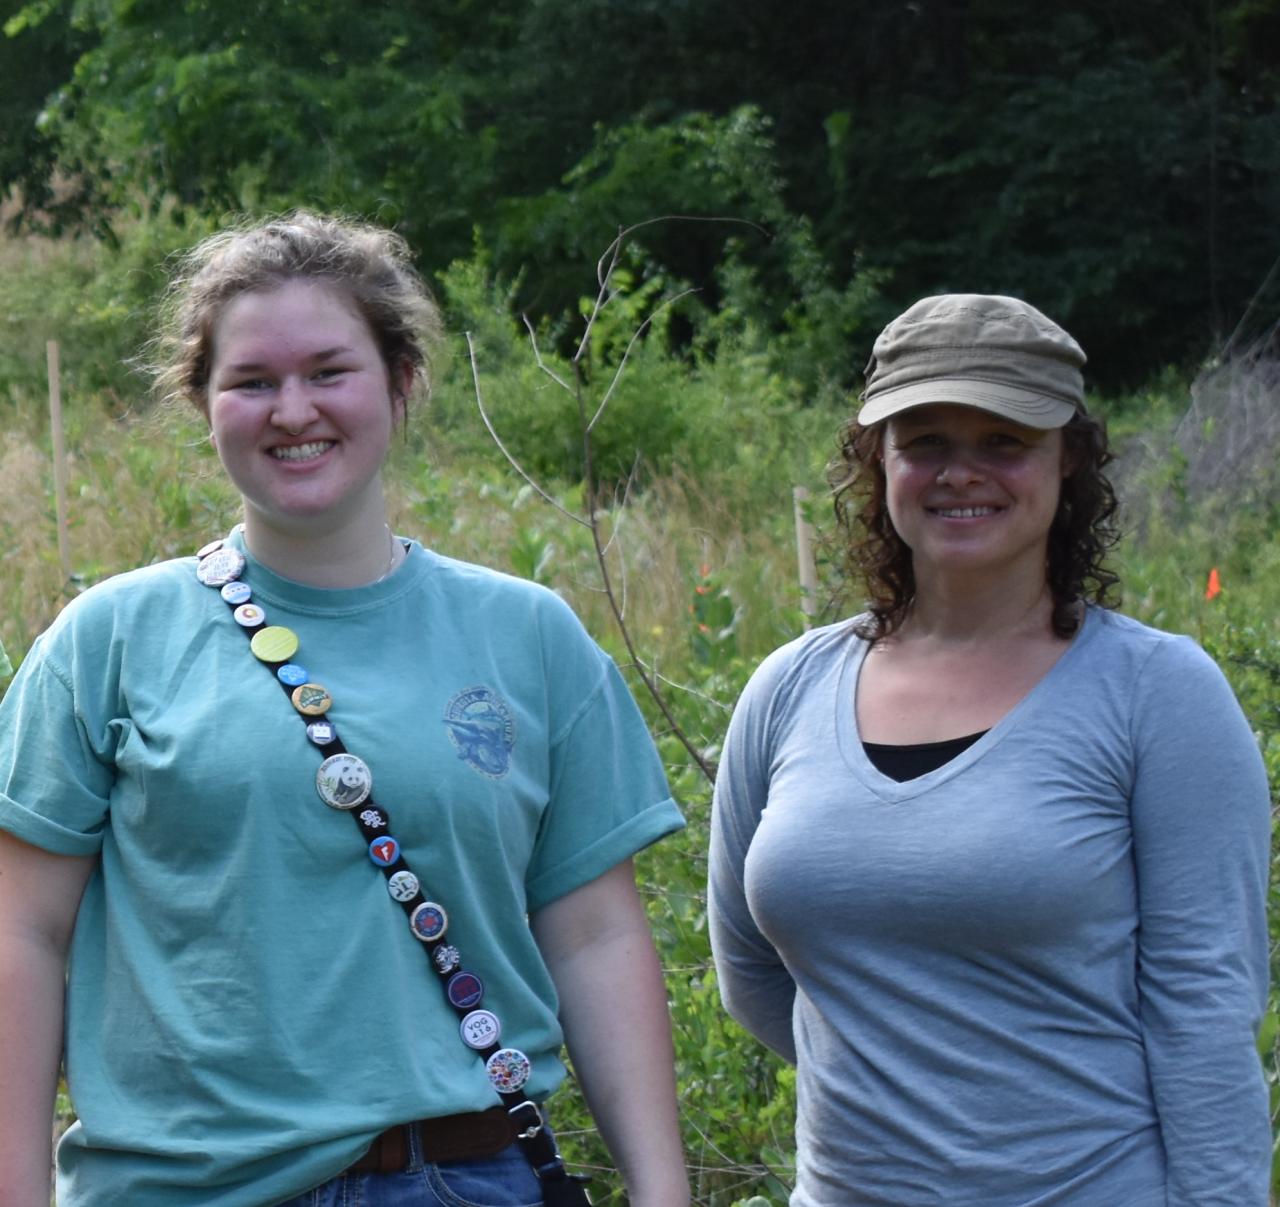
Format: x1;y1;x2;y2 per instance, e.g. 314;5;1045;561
901;565;1056;645
241;500;401;589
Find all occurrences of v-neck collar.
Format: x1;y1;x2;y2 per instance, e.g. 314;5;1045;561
836;607;1099;802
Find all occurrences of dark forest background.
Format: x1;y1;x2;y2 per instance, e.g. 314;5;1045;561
4;0;1280;395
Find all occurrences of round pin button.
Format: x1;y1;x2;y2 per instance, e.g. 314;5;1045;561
485;1048;531;1093
368;836;400;866
251;625;300;664
196;547;246;587
277;663;309;687
357;806;388;830
460;1008;501;1050
387;870;419;902
410;902;448;942
447;971;484;1010
305;719;336;746
291;683;332;716
233;603;265;628
432;944;461;974
220;580;252;606
315;753;372;810
196;538;225;560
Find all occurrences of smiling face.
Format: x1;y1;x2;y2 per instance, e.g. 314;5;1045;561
207;279;410;539
882;404;1068;583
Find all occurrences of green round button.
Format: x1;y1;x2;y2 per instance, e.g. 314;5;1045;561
250;625;299;663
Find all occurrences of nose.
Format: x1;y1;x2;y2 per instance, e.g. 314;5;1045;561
935;445;985;486
271;376;319;435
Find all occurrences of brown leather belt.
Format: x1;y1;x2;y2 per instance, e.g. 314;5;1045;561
346;1106;522;1174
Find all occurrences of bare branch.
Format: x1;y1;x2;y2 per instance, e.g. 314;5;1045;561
594;214;771;290
600;452;641;559
471;218;764;787
634;658;735;713
580;451;717;782
579;216;766;368
608;509;628;620
575;230;626;365
520;314;575;393
588;286;699;434
465;331;590;528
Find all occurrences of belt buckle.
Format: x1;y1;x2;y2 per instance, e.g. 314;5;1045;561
507;1101;543;1140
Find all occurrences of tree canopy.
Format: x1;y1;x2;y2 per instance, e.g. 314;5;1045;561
4;0;1279;389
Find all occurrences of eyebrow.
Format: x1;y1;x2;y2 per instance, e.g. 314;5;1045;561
222;345;355;375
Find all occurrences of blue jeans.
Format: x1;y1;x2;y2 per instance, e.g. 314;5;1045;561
273;1134;543;1207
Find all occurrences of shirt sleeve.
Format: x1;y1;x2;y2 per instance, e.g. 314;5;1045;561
0;634;115;855
523;609;683;913
1129;635;1272;1206
708;648;799;1063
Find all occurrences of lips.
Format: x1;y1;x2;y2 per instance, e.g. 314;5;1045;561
269;440;335;462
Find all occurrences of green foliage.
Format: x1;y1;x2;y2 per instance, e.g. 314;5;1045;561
0;208;215;403
8;1;1278;390
435;239;843;491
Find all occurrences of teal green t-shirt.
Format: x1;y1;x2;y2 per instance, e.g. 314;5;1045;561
0;533;683;1206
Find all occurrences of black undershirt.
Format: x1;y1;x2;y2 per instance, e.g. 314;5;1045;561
862;731;988;782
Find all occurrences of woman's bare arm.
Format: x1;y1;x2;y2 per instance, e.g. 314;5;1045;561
0;830;94;1207
531;860;690;1207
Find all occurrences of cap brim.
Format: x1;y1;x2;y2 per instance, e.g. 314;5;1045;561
857;379;1079;429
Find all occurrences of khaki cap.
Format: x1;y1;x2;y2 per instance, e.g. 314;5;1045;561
858;294;1086;429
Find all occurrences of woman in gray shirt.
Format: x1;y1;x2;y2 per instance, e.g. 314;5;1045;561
709;294;1271;1206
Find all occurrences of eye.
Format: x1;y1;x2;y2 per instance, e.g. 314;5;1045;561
231;377;272;392
897;432;945;451
313;366;348;382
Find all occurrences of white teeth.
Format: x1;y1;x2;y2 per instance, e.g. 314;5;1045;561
270;441;333;461
934;506;997;518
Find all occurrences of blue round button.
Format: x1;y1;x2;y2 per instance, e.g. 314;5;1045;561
277;663;309;687
368;836;400;867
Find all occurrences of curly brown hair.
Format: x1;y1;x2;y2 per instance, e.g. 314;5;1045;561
151;210;443;415
828;410;1121;640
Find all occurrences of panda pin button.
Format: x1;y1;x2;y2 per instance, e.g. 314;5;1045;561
315;753;372;810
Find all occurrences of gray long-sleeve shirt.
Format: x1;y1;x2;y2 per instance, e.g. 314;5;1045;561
709;607;1270;1206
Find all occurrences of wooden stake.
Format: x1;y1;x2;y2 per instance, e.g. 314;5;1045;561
793;485;818;630
47;340;71;584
